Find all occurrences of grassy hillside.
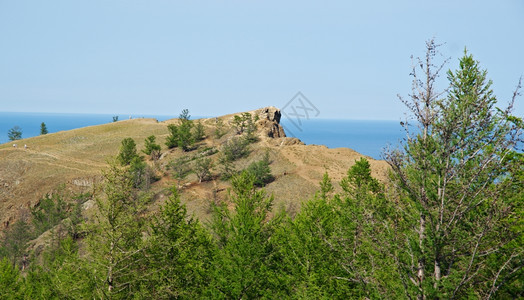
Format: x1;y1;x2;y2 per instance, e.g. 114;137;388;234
0;107;389;231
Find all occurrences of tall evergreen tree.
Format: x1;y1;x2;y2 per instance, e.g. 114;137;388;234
0;257;23;298
87;161;148;298
385;41;523;298
144;187;214;298
209;171;282;298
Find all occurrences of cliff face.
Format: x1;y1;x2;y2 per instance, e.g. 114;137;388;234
0;107;389;234
254;106;286;138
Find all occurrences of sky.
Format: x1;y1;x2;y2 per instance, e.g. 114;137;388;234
0;0;523;120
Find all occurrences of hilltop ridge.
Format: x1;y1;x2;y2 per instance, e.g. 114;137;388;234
0;107;389;232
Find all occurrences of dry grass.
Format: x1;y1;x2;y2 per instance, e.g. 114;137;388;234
0;110;390;231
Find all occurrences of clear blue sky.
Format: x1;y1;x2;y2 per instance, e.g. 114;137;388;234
1;0;523;120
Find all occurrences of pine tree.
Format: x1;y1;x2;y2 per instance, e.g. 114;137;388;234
0;257;22;298
142;135;161;160
177;119;194;151
193;120;206;142
117;138;139;166
214;118;227;138
144;186;214;298
7;126;22;141
193;157;213;183
165;124;179;149
87;161;148;298
209;172;282;298
385;41;523;298
40;122;48;135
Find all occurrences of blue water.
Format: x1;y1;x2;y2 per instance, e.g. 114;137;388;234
280;118;404;159
0;112;176;145
0;112;405;159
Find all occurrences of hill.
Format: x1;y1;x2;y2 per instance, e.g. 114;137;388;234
0;107;389;232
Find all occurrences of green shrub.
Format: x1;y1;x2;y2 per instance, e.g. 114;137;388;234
221;137;250;162
193;157;213;183
165;124;179;149
143;135;161;159
193;121;206;142
244;153;273;187
118;138;139;166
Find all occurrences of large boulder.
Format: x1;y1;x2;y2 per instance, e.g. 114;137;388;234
254;107;286;138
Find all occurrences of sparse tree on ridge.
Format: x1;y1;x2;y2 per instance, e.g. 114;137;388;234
165;109;195;151
179;109;190;122
40;122;48;135
8;126;22;141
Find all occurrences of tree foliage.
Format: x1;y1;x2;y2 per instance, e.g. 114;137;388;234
193;120;206;142
232;112;258;142
142;135;161;160
40;122;48;135
8;126;22;141
193;157;213;183
165;117;195;151
3;41;522;299
87;161;148;298
117;137;139;166
209;171;282;298
221;136;250;162
244;152;274;187
143;187;213;298
385;40;523;299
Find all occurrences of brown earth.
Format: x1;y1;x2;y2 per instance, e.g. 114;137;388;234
0;107;389;233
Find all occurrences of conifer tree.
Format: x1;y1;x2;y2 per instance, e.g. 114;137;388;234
144;187;214;298
87;161;148;298
0;257;22;298
165;124;179;149
40;122;48;135
209;172;282;298
7;126;22;141
117;137;139;166
193;120;206;142
385;40;523;298
142;135;161;160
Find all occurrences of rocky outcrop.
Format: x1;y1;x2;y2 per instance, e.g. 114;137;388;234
254;106;286;138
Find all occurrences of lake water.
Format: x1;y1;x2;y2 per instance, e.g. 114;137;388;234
280;118;404;159
0;112;405;159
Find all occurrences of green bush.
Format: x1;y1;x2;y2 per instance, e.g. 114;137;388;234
193;120;206;142
221;137;250;162
244;153;274;187
118;138;139;166
143;135;161;159
165;124;179;149
193;157;213;183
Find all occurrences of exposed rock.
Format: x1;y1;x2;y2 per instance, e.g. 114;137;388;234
72;178;93;187
255;106;281;123
270;137;305;147
254;107;286;138
82;199;95;211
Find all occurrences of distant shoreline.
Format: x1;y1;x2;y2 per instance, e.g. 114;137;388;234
0;112;405;159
